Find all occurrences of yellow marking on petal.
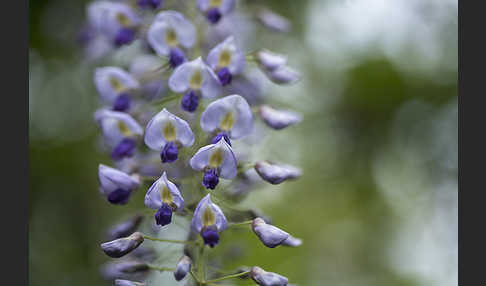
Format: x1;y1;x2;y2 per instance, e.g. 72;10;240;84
218;50;232;67
160;185;173;204
163;122;177;142
210;0;222;7
219;112;234;131
118;121;132;136
165;28;178;46
209;148;224;168
110;77;124;92
202;206;215;226
189;70;202;90
116;13;132;27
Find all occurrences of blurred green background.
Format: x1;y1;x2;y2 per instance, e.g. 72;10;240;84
29;0;457;286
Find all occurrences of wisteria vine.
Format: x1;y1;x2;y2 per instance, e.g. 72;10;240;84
82;1;303;285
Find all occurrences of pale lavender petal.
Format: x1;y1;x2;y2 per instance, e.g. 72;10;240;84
94;67;139;103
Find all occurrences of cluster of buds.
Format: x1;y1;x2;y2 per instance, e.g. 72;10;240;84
85;1;304;285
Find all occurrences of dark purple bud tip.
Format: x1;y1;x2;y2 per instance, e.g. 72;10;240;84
169;48;186;68
108;189;132;205
207;8;222;24
202;169;219;190
181;90;200;112
201;228;219;248
155;203;172;226
217;67;232;86
160;142;178;163
114;28;135;47
111;138;136;161
211;132;231;146
138;0;162;9
113;93;132;111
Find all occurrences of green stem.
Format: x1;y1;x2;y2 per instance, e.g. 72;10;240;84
143;235;198;245
147;264;175;272
204;271;251;284
198;245;206;284
228;220;253;228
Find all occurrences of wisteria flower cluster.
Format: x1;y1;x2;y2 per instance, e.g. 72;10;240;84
84;1;303;285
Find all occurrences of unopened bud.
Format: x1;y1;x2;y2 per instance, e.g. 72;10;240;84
101;232;144;258
259;105;302;130
174;255;192;281
250;266;288;286
254;161;301;185
115;279;147;286
281;235;302;247
108;214;144;239
252;218;289;248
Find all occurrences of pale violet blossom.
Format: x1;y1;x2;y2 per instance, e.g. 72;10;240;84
94;109;143;161
197;0;235;24
169;57;222;112
144;172;184;226
94;67;139;110
207;36;245;86
200;94;253;144
98;164;141;205
191;194;228;247
144;108;195;163
190;138;237;189
147;11;196;68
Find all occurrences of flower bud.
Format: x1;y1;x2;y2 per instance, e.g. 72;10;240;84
250;266;288;286
101;232;144;258
265;66;301;85
259;105;302;130
254;161;301;185
257;9;291;33
256;50;287;72
281;235;302;247
252;218;289;248
115;279;147;286
173;255;192;281
108;214;144;240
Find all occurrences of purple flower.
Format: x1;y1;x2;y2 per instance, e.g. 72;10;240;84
190;138;238;189
169;57;222;112
144;172;184;226
101;232;144;258
144;108;195;163
197;0;235;24
98;164;141;205
191;194;228;247
201;94;253;141
207;36;245;86
94;109;143;160
94;67;139;106
87;1;140;46
147;11;195;67
259;105;302;130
